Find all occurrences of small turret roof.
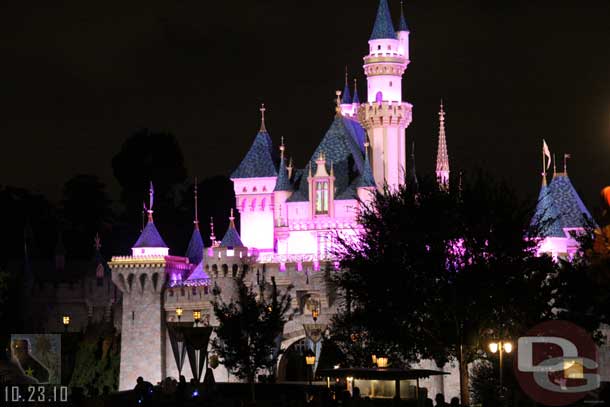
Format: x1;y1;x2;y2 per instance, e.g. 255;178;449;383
274;155;293;191
231;130;278;179
531;183;563;238
220;210;244;248
353;80;360;104
397;2;409;32
342;82;352;104
370;0;396;40
133;221;168;248
185;228;204;265
357;147;376;188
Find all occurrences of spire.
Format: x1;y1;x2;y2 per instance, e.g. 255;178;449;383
287;157;294;179
274;140;293;192
370;0;396;40
436;100;450;189
133;181;168;252
409;141;419;191
542;139;551;187
564;153;571;174
352;78;360;104
259;103;267;133
397;0;409;32
553;153;557;177
358;140;376;188
341;67;352;104
193;177;199;229
145;181;154;222
210;217;219;247
335;90;342;117
220;209;244;248
231;105;278;179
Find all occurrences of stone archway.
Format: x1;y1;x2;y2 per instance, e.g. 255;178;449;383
277;337;310;382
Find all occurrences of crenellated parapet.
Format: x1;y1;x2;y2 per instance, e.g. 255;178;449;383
357;101;413;129
109;255;190;296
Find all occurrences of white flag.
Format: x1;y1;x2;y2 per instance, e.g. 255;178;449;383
542;140;551;170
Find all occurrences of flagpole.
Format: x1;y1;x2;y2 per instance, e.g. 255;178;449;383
542;141;546;186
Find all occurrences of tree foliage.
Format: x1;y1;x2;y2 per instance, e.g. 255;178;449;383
330;173;559;404
211;270;292;400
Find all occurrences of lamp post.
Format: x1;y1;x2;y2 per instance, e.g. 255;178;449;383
193;310;201;326
489;340;512;391
62;315;70;332
305;349;316;386
176;307;183;322
376;356;388;368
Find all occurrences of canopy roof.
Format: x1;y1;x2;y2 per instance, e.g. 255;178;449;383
317;367;448;381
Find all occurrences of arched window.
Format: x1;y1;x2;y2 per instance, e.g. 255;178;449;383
315;181;329;215
375;91;383;103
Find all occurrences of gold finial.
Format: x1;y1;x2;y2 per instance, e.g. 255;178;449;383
345;66;349;86
210;217;217;247
335;90;342;117
260;103;267;132
287;157;294;178
94;233;101;251
229;208;235;228
330;160;334;177
364;138;370;159
280;136;285;159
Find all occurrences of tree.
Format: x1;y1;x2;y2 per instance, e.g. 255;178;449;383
61;174;113;258
111;129;189;253
331;173;559;405
212;269;292;401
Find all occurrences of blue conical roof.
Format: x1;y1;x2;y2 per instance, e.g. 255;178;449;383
342;82;352;104
531;182;563;237
220;218;244;248
358;151;376;188
549;174;596;231
185;227;204;265
353;85;360;104
133;221;168;248
397;4;409;31
231;130;278;179
370;0;396;40
274;155;293;192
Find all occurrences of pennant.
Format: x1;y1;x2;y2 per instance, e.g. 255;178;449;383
542;140;551;170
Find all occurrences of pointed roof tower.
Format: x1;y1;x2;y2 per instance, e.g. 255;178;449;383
436;100;450;188
352;78;360;104
220;209;244;248
548;173;596;232
274;138;293;192
397;1;409;32
357;140;376;188
231;104;278;179
185;180;204;265
370;0;396;40
132;182;169;255
341;68;352;104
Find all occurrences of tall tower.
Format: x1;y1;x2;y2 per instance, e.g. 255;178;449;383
436;101;450;189
358;0;412;190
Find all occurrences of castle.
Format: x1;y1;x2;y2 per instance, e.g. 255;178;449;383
105;0;596;398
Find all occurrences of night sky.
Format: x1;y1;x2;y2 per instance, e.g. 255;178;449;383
1;0;609;214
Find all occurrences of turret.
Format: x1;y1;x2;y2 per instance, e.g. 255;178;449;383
185;180;204;266
273;137;293;226
358;0;413;190
231;104;277;251
396;1;410;59
109;182;190;390
308;151;335;218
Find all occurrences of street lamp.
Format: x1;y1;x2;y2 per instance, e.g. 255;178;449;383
62;315;70;332
193;310;201;326
371;354;377;366
305;349;316;386
376;356;389;368
175;307;183;321
312;308;319;322
489;340;512;390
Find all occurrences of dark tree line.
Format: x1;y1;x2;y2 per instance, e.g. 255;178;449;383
329;172;610;405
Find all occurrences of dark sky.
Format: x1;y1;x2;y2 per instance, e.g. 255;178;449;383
1;0;609;214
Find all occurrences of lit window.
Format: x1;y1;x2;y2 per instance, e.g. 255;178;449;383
315;181;329;215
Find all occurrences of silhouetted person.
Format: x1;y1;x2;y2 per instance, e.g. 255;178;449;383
449;397;460;407
435;393;448;407
134;376;153;404
175;375;187;406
